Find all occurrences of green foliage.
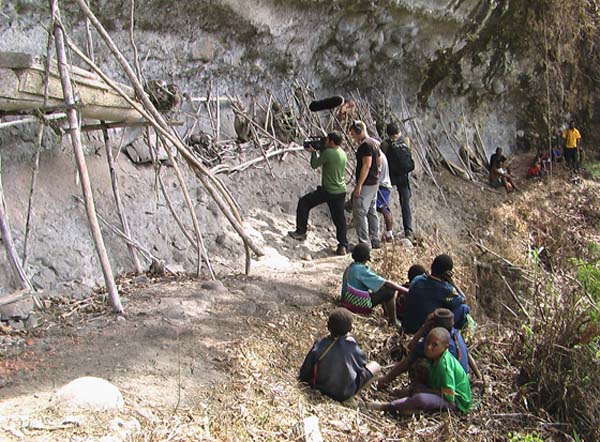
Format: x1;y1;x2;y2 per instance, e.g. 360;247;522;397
571;244;600;322
583;161;600;180
508;432;544;442
513;253;600;440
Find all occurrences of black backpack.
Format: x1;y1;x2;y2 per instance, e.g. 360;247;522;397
388;139;415;176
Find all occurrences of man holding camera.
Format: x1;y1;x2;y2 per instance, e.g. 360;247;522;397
288;132;349;256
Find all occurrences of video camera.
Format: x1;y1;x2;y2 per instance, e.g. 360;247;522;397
303;136;327;151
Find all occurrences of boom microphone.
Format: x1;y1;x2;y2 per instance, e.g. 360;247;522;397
309;95;345;112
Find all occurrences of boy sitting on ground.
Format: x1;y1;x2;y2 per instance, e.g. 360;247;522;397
299;307;380;402
368;327;472;415
378;308;469;390
396;264;427;322
403;254;472;334
341;243;406;329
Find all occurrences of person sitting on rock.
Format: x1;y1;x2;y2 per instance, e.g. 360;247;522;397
367;327;472;415
299;307;380;402
489;152;518;192
377;308;470;390
341;243;406;329
402;254;472;334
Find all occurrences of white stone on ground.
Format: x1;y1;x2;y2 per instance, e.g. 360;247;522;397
51;377;124;411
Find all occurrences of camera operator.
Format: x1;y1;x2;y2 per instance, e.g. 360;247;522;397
288;132;349;256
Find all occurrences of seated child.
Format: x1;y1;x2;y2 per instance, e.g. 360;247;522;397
527;154;544;179
396;264;427;320
299;307;380;402
369;327;472;415
341;243;407;328
403;254;472;333
378;308;469;390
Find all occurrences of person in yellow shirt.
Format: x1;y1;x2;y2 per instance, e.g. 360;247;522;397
563;120;582;170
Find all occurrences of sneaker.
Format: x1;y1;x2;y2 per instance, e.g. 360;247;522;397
404;231;414;241
287;230;307;241
371;240;382;249
390;319;403;331
335;245;347;256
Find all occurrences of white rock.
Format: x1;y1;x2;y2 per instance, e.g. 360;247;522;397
400;238;414;248
51;377;124;411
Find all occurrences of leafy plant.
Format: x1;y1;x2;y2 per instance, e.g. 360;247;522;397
508;431;544;442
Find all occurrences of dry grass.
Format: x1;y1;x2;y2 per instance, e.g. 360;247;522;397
128;172;600;442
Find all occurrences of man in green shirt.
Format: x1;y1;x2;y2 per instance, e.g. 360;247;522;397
288;132;349;255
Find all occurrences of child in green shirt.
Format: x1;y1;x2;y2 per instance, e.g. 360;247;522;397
368;327;472;414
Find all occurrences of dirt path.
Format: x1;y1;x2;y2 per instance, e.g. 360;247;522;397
0;245;349;423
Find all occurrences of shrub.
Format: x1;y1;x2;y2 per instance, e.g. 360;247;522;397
513;257;600;440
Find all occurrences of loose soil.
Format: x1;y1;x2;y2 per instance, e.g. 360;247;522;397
1;159;599;441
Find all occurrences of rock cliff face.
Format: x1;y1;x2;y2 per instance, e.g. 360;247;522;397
0;0;598;291
4;1;598;127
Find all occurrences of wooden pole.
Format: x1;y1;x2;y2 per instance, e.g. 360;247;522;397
51;0;122;312
101;126;143;273
156;134;215;279
22;124;44;269
63;11;262;266
0;155;33;291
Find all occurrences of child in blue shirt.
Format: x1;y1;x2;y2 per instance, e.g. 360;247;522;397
341;243;406;328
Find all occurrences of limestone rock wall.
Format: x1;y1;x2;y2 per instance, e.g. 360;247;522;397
1;0;598;291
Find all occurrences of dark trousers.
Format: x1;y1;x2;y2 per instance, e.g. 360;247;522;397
296;187;348;247
396;183;413;235
564;147;578;170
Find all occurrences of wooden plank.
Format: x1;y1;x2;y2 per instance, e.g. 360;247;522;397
0;290;32;307
0;52;37;69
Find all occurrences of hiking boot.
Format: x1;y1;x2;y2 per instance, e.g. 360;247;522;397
287;230;307;241
335;245;347;256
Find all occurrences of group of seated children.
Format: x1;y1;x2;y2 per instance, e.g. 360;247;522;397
299;246;475;416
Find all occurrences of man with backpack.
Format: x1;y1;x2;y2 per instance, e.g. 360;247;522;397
381;123;414;240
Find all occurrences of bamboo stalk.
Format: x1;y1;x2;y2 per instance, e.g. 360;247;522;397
22;124;44;269
73;195;156;264
157;134;215;279
51;0;122;313
0;114;66;130
210;144;304;175
0;154;33;291
101;125;143;273
63;15;262;267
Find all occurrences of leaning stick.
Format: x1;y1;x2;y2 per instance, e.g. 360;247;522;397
73;195;156;263
158;173;199;252
24;18;56;270
101;126;143;273
210;144;304;175
157;134;215;279
64;5;260;248
51;0;122;313
0;155;33;291
63;21;261;268
0;114;66;130
22;124;44;269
